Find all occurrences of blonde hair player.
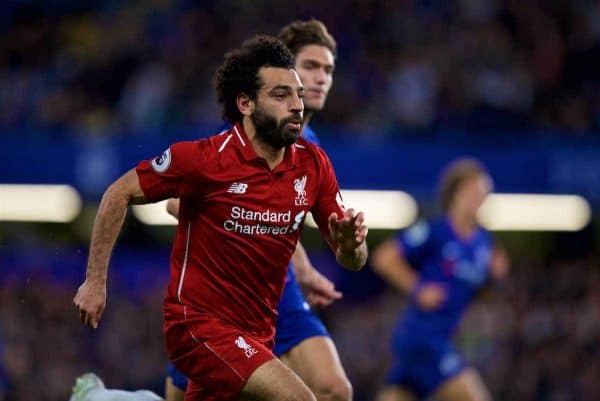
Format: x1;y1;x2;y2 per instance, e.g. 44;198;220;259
372;158;509;401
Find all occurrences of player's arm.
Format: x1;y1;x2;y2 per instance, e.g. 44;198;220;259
489;242;510;281
475;242;510;299
166;198;180;217
73;169;149;329
371;239;417;294
292;242;342;307
75;140;204;329
372;237;446;310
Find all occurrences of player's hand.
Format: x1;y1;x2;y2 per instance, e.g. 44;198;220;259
414;283;447;311
297;268;343;308
490;246;510;281
328;208;368;252
73;279;106;329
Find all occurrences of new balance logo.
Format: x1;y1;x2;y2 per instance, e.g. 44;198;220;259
227;182;248;194
235;336;258;358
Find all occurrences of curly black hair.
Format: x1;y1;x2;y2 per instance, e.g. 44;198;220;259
216;35;296;124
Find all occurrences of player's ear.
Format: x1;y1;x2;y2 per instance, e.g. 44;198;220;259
237;92;254;117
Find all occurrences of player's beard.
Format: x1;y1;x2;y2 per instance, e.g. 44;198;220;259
252;105;302;149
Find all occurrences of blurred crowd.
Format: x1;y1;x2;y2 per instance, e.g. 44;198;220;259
1;248;598;401
1;0;599;138
0;266;167;401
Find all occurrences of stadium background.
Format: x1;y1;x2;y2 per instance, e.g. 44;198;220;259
1;1;599;400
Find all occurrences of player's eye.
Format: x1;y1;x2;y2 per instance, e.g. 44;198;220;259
304;61;324;71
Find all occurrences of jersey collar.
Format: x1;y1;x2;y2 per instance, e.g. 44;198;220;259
233;121;298;172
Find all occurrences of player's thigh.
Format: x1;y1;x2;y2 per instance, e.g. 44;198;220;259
165;377;185;401
434;368;492;401
375;386;417;401
280;336;351;400
240;358;316;401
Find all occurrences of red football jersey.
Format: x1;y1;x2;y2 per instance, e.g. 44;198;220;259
136;122;344;340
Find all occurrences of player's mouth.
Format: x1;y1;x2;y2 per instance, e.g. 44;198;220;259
286;121;302;131
285;116;303;131
307;88;325;98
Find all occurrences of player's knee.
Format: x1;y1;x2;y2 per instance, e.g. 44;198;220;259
313;376;352;401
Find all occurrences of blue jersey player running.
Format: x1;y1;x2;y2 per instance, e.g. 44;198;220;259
164;20;351;401
70;20;351;401
372;158;509;401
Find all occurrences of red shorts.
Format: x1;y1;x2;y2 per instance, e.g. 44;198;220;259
164;303;276;401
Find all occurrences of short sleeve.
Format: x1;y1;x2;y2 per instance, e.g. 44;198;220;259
395;219;433;270
310;148;345;250
136;140;208;202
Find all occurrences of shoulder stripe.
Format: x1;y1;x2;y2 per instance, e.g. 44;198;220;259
233;126;246;146
294;143;306;149
218;134;233;152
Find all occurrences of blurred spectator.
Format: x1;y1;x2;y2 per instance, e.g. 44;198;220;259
1;0;599;137
388;47;440;129
117;62;173;132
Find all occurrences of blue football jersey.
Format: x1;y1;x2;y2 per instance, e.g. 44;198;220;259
393;218;493;341
300;124;320;146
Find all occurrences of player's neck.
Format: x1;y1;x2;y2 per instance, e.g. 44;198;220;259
447;209;477;239
242;119;285;170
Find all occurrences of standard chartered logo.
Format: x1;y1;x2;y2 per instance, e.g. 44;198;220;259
224;206;306;235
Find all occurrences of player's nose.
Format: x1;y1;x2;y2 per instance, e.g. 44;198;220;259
314;69;327;84
290;93;303;112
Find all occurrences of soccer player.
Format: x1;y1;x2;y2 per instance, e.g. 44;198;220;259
163;19;353;401
73;34;368;401
71;20;349;401
371;158;509;401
